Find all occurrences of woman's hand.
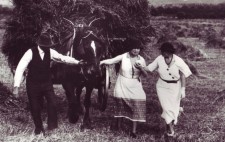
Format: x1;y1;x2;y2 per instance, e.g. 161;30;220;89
181;87;186;99
78;60;86;66
13;87;19;98
134;62;143;70
134;62;148;77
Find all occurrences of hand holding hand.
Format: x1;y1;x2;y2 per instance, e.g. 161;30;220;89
181;87;186;99
134;62;143;69
78;60;86;66
13;87;19;98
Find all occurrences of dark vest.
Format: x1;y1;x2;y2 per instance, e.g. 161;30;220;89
27;47;51;83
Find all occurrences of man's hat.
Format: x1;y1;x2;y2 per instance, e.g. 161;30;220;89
37;32;55;47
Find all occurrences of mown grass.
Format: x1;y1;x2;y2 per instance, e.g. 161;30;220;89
1;19;225;142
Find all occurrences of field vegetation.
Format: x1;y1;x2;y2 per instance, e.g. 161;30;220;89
1;2;225;142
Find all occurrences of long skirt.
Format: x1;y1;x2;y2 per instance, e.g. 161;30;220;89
156;78;181;125
113;75;146;122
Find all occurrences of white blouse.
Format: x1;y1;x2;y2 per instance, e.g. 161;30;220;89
102;52;146;79
147;54;192;80
120;53;146;79
14;46;80;87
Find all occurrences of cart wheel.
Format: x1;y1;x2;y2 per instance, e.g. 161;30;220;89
98;65;110;112
104;65;109;96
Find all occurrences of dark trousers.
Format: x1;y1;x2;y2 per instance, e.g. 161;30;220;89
26;81;58;132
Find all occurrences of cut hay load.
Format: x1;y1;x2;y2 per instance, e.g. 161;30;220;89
1;0;154;71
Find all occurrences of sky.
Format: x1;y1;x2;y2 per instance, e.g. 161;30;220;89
149;0;225;5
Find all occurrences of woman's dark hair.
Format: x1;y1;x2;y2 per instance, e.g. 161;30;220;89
159;42;176;54
124;38;143;51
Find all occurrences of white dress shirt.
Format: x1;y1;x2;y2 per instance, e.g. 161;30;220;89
14;46;79;87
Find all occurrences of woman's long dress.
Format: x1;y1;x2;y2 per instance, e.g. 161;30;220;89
147;54;192;124
113;53;147;122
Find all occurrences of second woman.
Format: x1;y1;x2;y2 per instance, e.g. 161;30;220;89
100;39;147;138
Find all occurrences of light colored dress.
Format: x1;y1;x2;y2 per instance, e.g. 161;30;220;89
147;54;192;124
105;52;146;122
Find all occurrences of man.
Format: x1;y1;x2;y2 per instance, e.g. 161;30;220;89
13;32;84;135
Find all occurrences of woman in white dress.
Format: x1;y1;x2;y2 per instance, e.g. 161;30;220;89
100;39;147;138
139;42;192;136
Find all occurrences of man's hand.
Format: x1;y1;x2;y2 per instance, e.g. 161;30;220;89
78;60;86;66
181;87;186;99
100;60;105;66
13;87;19;98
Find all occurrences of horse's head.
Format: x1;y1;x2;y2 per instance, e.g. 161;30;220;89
48;18;106;80
73;28;105;79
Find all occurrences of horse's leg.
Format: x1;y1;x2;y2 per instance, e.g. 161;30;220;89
76;84;84;115
62;82;79;124
81;85;94;130
97;85;104;111
97;84;101;104
97;75;108;112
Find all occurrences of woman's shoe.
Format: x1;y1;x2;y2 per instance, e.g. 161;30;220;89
167;130;175;137
166;123;175;137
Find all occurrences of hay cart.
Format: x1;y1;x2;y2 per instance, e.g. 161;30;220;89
2;0;153;111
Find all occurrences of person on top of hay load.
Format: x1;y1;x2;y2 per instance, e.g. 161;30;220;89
12;32;85;135
100;38;148;138
137;42;192;137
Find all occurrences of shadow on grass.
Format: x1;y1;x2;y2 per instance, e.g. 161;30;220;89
0;82;188;141
0;82;13;103
0;82;25;112
76;95;170;140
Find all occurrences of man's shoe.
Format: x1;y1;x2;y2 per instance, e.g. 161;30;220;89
167;131;175;137
130;132;137;138
34;129;44;135
48;125;58;131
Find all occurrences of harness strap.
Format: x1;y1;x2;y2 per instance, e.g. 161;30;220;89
80;67;88;80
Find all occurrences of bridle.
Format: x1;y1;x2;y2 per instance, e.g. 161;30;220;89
47;18;103;81
80;66;89;81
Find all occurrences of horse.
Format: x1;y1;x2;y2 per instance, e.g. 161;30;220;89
50;21;109;129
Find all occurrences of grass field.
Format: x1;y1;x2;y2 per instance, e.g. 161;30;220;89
1;18;225;142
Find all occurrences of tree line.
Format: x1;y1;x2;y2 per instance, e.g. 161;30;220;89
150;3;225;19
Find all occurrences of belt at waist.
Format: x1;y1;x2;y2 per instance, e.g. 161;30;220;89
119;74;140;79
160;77;179;83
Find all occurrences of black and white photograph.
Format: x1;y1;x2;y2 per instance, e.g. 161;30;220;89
0;0;225;141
